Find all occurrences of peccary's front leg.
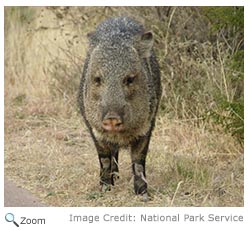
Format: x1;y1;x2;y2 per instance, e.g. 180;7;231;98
96;142;119;192
131;134;151;197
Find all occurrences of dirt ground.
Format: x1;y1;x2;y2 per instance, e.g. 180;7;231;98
4;102;244;207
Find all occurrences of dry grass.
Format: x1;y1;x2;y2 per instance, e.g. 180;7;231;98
4;101;243;207
4;6;243;207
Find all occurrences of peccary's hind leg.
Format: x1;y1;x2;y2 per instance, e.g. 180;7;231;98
131;133;151;200
96;142;119;192
111;149;119;182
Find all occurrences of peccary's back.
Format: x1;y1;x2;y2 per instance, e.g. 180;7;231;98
149;52;162;105
90;17;144;46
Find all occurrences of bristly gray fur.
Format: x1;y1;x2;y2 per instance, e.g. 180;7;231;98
78;17;161;198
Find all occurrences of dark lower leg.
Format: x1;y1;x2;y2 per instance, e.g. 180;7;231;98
131;135;151;195
132;161;147;194
97;143;119;191
99;154;112;189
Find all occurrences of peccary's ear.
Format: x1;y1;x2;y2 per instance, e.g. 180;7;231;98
87;31;98;47
139;31;153;58
87;31;95;40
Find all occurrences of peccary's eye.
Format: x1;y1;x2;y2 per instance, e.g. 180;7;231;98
124;74;137;86
93;76;102;86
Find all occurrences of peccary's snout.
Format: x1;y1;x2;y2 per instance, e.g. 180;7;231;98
102;111;124;132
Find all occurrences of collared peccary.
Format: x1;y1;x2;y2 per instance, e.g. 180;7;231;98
78;17;161;199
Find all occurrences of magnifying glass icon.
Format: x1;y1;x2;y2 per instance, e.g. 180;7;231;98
5;213;19;227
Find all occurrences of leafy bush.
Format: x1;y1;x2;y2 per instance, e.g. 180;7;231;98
203;6;244;144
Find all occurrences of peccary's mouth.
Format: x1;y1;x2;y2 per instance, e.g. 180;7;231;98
101;123;125;133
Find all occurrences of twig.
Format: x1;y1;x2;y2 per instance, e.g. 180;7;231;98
170;180;183;206
164;7;177;58
217;39;230;101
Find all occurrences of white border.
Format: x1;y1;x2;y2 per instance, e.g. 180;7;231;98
1;1;249;229
1;1;4;210
244;1;249;210
1;0;247;7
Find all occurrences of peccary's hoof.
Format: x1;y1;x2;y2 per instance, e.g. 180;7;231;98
112;172;120;182
100;184;111;192
142;193;149;202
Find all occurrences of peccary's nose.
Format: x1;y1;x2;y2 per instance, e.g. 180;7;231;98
102;112;124;132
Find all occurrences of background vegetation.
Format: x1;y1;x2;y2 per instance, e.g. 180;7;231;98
4;6;243;206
